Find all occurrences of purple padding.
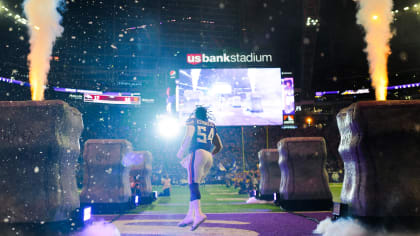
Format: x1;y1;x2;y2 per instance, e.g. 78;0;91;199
337;100;420;217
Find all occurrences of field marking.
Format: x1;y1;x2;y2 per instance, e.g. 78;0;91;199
216;198;249;201
112;219;250;225
209;192;239;195
114;225;259;236
205;189;233;192
97;211;331;217
110;220;258;236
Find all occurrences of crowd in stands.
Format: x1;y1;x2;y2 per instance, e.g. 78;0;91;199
224;170;260;194
75;105;345;190
130;175;141;196
145;124;345;197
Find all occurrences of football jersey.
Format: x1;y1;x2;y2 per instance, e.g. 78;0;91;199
187;118;216;153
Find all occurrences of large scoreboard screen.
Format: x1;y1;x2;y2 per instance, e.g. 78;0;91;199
84;94;141;105
176;68;294;126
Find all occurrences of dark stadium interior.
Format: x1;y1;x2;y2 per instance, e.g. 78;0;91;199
1;0;419;195
1;0;420;235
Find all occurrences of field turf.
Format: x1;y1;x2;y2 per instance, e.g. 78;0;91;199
128;183;343;214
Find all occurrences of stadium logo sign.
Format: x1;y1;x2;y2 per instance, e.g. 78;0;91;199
187;53;272;65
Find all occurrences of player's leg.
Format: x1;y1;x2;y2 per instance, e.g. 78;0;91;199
202;154;213;179
177;201;194;227
178;152;194;227
192;149;209;184
190;150;212;231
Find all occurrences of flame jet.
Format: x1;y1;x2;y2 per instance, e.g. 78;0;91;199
24;0;64;101
356;0;393;101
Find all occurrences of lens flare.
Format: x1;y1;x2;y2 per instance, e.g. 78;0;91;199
356;0;393;101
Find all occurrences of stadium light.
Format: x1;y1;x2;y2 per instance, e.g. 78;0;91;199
306;117;313;126
157;115;181;139
83;206;92;221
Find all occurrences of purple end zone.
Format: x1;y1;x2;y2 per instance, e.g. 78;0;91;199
93;212;331;236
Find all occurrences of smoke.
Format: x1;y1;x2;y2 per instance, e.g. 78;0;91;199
355;0;393;101
314;217;420;236
121;152;144;167
74;221;121;236
23;0;64;101
314;217;368;236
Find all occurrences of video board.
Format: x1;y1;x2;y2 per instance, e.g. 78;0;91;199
176;68;294;126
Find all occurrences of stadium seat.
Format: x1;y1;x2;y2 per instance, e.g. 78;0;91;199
80;139;133;213
277;137;332;211
336;100;420;230
258;149;281;200
0;100;83;223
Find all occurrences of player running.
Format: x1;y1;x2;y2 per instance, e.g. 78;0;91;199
176;106;223;231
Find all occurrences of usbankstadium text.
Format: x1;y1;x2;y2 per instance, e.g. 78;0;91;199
187;53;273;65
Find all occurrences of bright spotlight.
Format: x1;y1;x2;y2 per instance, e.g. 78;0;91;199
372;15;379;21
157;115;181;138
83;206;92;221
306;117;313;125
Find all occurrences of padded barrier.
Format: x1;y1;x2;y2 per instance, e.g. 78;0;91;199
0;100;83;223
277;137;332;211
258;149;281;200
337;100;420;230
126;151;153;203
80;139;133;213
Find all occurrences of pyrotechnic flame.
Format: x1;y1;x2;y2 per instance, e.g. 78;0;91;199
24;0;64;101
356;0;393;101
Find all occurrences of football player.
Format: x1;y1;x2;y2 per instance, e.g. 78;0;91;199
176;106;223;231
